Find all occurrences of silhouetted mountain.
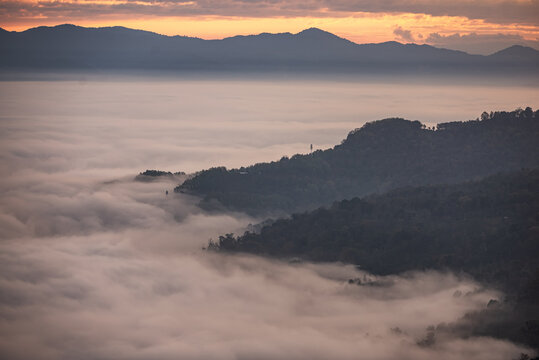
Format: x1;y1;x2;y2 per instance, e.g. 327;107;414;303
1;24;537;73
490;45;539;67
177;108;539;215
492;45;539;58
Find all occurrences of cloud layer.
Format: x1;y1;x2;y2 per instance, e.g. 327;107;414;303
2;0;538;25
0;75;537;359
0;241;530;360
2;159;528;360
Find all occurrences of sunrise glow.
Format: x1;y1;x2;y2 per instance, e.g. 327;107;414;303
1;0;538;49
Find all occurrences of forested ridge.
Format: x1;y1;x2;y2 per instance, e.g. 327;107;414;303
183;108;539;350
211;169;539;350
177;108;539;215
213;168;538;285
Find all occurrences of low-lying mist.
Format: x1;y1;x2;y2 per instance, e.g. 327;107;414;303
2;76;538;173
0;243;528;359
0;76;537;359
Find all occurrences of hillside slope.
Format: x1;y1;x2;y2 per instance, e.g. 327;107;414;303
212;168;539;350
178;108;539;215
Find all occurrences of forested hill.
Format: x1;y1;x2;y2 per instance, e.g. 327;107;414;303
177;108;539;215
213;168;539;350
213;168;539;288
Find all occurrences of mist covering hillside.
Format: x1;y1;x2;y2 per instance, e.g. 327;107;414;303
210;165;539;351
0;67;537;358
179;108;539;215
2;0;539;356
188;108;539;352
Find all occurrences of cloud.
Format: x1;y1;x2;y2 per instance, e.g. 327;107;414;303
0;240;533;360
1;0;538;26
0;76;537;360
391;27;539;54
393;26;415;42
325;0;539;25
425;32;539;55
0;156;530;360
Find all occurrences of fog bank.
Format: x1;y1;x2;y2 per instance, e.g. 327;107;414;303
0;239;528;360
0;76;536;359
1;77;537;173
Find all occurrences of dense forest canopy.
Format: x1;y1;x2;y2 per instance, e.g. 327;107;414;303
135;169;186;182
139;170;174;177
213;169;538;287
177;108;539;215
177;108;539;351
211;169;539;350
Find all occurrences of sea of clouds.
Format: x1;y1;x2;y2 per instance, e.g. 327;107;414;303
0;76;536;359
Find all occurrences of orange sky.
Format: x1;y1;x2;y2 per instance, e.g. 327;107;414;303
1;0;538;52
2;14;537;43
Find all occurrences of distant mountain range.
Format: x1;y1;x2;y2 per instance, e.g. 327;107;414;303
1;24;538;73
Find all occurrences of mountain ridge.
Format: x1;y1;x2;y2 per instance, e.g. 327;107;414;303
6;24;538;55
177;108;539;215
1;24;537;73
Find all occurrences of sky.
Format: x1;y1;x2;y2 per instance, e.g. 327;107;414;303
1;0;538;54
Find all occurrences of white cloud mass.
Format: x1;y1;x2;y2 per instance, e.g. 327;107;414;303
0;75;537;359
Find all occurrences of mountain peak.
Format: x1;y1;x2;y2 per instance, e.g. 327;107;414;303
47;24;84;31
23;23;83;34
295;27;347;41
344;118;423;142
297;27;329;35
55;24;80;29
491;44;539;57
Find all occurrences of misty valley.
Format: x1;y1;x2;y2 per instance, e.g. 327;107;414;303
0;75;538;360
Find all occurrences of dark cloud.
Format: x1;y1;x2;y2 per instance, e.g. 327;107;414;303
426;32;539;55
324;0;539;25
1;0;538;26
